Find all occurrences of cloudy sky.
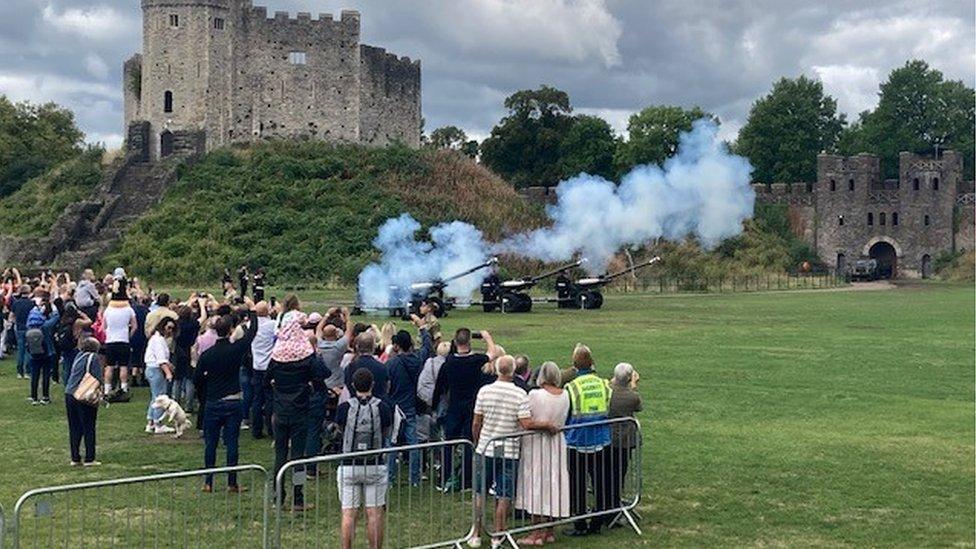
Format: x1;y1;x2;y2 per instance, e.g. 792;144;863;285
3;0;972;148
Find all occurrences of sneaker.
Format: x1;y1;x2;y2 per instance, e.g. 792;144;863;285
227;485;249;494
145;424;155;433
40;398;51;405
201;485;213;493
83;461;102;467
29;399;39;406
70;461;82;467
466;536;482;548
154;425;176;435
490;538;504;549
240;423;250;430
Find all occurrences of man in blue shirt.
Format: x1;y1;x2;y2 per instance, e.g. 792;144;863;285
344;332;389;402
11;286;36;378
385;316;432;485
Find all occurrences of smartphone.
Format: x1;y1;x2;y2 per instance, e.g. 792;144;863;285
471;331;483;339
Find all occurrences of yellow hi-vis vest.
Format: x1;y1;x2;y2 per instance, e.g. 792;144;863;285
566;372;611;417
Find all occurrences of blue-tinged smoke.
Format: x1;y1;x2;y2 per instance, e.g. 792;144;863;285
357;120;754;306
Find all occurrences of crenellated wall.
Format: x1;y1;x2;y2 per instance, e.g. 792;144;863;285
359;45;422;147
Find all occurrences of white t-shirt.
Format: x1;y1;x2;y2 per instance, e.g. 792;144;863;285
103;305;135;344
474;380;531;459
250;316;277;372
144;333;170;369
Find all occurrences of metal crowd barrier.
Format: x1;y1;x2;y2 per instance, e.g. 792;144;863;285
478;416;643;548
274;438;476;548
11;464;269;549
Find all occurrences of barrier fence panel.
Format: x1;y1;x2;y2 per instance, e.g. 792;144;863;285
479;417;642;548
275;439;476;549
11;465;269;549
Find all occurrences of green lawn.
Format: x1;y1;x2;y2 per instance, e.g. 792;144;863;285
0;283;972;547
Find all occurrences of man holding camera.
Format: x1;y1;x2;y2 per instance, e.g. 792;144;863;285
432;328;498;491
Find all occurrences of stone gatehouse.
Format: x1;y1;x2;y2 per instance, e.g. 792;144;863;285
124;0;422;161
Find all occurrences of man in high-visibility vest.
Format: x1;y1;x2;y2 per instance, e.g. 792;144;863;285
563;343;614;537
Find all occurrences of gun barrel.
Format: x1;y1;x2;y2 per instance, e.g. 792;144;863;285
530;259;584;283
603;256;661;282
442;257;499;284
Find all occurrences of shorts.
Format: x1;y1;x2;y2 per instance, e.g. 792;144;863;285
337;465;388;509
475;455;518;499
104;342;131;368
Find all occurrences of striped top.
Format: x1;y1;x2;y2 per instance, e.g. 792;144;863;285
474;380;531;459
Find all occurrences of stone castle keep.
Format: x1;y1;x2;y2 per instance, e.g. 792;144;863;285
124;0;422;161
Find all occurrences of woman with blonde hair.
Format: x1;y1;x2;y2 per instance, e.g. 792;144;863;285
377;321;396;361
515;360;571;545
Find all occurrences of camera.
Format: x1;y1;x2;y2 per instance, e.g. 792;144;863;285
471;331;483;339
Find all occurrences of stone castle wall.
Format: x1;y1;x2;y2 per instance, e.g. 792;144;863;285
126;0;420;160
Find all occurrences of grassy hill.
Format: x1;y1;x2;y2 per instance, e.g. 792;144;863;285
97;142;545;283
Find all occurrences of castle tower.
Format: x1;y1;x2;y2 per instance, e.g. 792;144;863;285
138;0;236;160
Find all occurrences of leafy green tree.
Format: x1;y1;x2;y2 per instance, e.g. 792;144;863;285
614;105;715;175
838;60;975;179
558;115;616;180
480;86;575;188
428;126;468;150
735;76;844;183
0;96;85;197
460;140;479;159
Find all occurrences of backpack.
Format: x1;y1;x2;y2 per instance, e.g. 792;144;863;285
54;322;75;353
25;328;46;357
342;397;383;453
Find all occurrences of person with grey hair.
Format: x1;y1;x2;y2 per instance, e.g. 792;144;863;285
514;361;571;545
344;331;390;403
608;362;642;515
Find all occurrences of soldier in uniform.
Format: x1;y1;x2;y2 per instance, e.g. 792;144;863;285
555;270;573;309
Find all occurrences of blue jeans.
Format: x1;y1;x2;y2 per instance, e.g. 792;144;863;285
203;399;242;487
15;329;27;376
146;368;168;423
239;368;252;423
304;392;327;473
172;378;196;412
388;412;421;485
29;354;52;400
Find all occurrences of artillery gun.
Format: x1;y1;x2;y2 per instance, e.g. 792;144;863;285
395;257;498;318
566;256;661;309
480;260;583;313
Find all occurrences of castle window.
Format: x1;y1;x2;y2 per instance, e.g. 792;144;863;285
213;17;224;30
892;213;898;226
837;215;844;226
163;91;173;113
867;212;873;226
805;182;813;192
912;178;920;190
829;179;836;191
848;178;855;191
924;214;930;226
932;177;939;190
879;212;886;226
289;51;307;65
169;14;179;28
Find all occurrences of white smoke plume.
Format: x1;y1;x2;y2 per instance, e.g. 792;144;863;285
357;214;490;308
493;119;754;271
357;119;753;305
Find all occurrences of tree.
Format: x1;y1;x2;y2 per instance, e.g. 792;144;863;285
735;76;844;184
558;115;616;180
838;60;975;179
0;96;85;197
428;126;468;150
480;86;575;188
614;105;716;175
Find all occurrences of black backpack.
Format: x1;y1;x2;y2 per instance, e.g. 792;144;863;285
54;322;75;353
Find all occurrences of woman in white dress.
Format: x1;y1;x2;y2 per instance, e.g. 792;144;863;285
515;361;571;545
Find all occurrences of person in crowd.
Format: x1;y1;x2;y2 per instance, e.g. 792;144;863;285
385;316;432;485
26;293;60;404
12;285;35;379
432;328;499;492
237;265;249;297
344;332;390;403
64;337;103;466
54;303;91;386
144;317;176;434
252;268;266;303
102;279;136;398
335;367;393;549
470;355;558;549
514;361;571;545
377;322;396;362
266;311;319;510
249;300;276;439
276;294;302;329
417;340;451;460
607;362;642;512
316;307;354;409
222;268;233;290
513;355;531;392
144;293;178;338
129;294;151;387
563;344;614;537
194;300;257;493
74;269;101;322
231;308;255;430
174;300;206;411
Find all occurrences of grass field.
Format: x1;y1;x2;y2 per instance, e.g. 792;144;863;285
0;283;972;547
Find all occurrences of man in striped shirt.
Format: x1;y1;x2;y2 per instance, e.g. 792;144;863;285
470;355;557;548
